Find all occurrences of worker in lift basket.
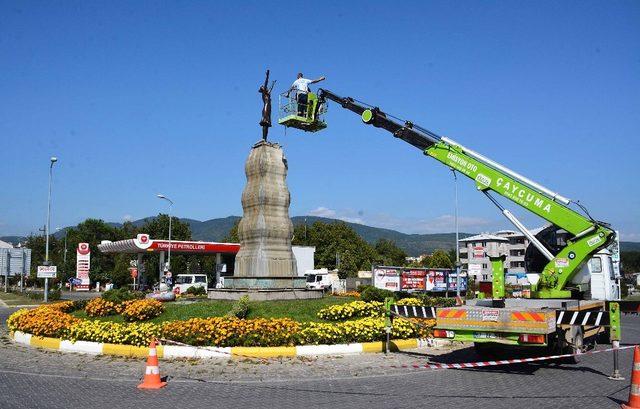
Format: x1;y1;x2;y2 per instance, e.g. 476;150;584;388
289;73;325;116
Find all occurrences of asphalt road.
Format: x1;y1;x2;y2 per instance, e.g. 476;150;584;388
0;306;638;409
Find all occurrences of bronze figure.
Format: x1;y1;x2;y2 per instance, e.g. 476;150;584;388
259;69;276;141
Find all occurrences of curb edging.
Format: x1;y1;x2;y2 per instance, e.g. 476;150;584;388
11;331;451;359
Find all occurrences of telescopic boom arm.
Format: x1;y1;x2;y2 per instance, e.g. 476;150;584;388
317;88;614;298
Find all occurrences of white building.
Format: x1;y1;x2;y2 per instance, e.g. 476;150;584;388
292;246;316;276
459;229;533;282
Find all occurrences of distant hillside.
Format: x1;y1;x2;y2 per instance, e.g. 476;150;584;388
0;236;27;246
10;217;640;256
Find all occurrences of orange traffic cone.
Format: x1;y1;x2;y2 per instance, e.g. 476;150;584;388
622;346;640;409
137;339;166;389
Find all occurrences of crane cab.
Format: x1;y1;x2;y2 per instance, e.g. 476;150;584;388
278;91;327;132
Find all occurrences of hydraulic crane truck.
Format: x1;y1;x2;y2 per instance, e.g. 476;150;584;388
278;88;624;357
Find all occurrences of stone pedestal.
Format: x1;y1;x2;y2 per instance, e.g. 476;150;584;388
229;140;302;289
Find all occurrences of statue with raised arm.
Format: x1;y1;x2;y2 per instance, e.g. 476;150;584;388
259;69;276;141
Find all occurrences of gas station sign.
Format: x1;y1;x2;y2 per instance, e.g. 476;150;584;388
75;243;91;291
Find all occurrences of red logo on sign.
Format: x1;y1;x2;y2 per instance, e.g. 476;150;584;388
77;243;90;255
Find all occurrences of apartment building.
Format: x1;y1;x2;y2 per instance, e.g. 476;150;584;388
459;230;530;282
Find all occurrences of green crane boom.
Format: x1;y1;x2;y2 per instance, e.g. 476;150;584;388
296;89;615;299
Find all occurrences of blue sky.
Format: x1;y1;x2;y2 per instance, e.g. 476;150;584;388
1;1;639;240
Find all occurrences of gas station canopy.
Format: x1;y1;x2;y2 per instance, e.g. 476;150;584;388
97;234;240;255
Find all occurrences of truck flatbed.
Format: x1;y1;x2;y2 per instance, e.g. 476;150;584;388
434;299;606;345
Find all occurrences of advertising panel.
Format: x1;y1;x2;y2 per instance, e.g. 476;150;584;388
373;268;400;291
400;270;426;291
431;270;448;292
473;246;484;259
37;265;57;278
76;243;91;291
447;272;468;291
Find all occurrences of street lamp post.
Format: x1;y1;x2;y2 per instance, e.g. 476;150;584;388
452;169;461;298
44;156;58;302
156;194;174;278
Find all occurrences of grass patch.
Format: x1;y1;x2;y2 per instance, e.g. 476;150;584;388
71;295;357;323
0;291;43;306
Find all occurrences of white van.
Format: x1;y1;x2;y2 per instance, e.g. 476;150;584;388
305;273;332;290
173;274;208;295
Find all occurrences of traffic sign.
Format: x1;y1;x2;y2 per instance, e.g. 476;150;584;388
37;265;57;278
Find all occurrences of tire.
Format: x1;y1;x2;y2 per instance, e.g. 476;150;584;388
559;327;584;364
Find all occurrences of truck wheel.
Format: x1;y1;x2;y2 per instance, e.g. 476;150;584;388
562;327;584;364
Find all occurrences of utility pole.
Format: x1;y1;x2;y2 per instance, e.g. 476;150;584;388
156;194;174;274
44;156;58;302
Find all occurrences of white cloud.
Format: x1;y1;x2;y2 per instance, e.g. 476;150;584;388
306;207;493;234
308;207;336;218
619;232;640;242
123;214;134;222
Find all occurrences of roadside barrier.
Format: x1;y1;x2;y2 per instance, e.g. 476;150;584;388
622;345;640;409
393;344;637;370
137;339;167;389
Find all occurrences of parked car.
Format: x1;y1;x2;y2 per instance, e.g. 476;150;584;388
173;274;208;295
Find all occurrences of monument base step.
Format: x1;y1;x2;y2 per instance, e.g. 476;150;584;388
207;288;324;301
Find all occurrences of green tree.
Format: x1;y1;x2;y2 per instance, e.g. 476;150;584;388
303;221;378;278
24;234;63;282
621;251;640;274
425;249;454;269
223;219;240;243
374;238;408;266
63;219;121;284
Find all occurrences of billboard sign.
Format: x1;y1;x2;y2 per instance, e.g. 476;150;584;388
37;265;57;278
400;270;426;291
431;270;448;291
373;268;400;291
76;243;91;291
473;246;484;259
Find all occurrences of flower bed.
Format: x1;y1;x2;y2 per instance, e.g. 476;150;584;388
66;320;161;346
162;317;300;347
333;291;360;298
121;299;164;322
317;301;384;321
85;294;164;321
8;298;438;348
7;307;80;338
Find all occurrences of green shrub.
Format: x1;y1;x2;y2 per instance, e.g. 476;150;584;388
102;288;144;304
226;295;250;319
360;286;395;302
25;288;61;301
72;299;89;311
414;294;456;307
185;286;207;296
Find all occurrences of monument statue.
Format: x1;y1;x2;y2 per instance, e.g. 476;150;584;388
232;140;300;288
259;69;276;141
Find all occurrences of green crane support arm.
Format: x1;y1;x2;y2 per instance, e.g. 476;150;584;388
317;89;614;298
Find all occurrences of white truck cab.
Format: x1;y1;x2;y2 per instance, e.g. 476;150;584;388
571;249;620;300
